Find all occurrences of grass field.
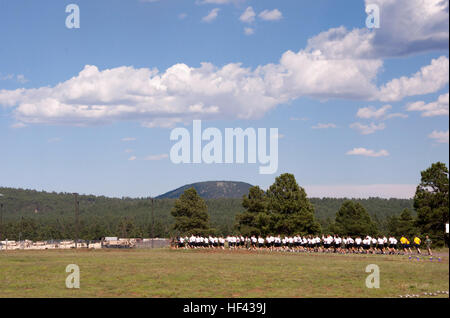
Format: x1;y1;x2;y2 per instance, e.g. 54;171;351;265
0;248;448;298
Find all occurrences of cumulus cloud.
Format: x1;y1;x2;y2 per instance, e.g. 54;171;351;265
202;8;220;22
0;0;447;129
0;48;384;127
312;123;337;129
356;104;408;120
196;0;244;4
350;122;386;135
1;53;445;128
307;0;449;59
258;9;282;21
240;6;255;23
378;56;449;102
357;105;391;119
346;147;389;157
244;27;254;35
428;130;449;143
128;156;137;161
10;122;27;129
406;93;449;117
0;73;28;83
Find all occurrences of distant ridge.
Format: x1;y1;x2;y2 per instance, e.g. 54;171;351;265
156;181;253;199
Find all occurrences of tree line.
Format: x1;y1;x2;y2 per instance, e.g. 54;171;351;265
1;162;447;245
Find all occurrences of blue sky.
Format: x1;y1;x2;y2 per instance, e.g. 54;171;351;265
0;0;448;198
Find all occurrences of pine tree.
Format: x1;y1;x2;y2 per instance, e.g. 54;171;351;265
335;200;377;236
235;186;267;236
266;173;321;235
170;187;210;236
396;208;416;239
414;162;449;245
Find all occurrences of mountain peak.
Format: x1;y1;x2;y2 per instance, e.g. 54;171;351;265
156;181;253;199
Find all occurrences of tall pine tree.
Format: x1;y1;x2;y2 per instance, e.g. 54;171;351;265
171;188;211;236
266;173;321;235
235;186;267;236
414;162;449;245
335;200;377;236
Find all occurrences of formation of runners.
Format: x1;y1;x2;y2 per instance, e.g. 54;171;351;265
173;234;433;255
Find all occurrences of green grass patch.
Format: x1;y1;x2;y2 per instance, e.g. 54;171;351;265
0;249;448;298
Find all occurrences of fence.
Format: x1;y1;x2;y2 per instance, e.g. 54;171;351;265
0;238;171;251
135;238;171;249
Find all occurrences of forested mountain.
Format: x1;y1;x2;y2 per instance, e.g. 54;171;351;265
157;181;253;199
0;186;413;240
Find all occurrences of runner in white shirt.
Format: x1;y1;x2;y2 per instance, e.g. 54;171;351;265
219;237;225;249
347;237;355;253
251;236;257;250
257;236;265;249
371;237;377;254
377;237;384;254
363;237;371;253
355;237;362;253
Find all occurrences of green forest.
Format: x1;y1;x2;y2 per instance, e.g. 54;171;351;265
0;186;413;241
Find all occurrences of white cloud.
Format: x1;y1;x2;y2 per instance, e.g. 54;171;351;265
0;73;28;83
0;4;447;129
349;122;385;135
378;56;449;102
258;9;282;21
125;149;134;153
0;49;383;127
312;123;337;129
244;27;254;35
305;184;416;199
0;74;13;80
196;0;244;4
406;93;449;117
178;13;187;20
121;137;136;142
202;8;220;22
10;122;26;128
356;104;408;120
307;0;449;59
128;156;137;161
290;117;308;121
428;130;449;143
356;105;391;119
144;153;169;160
240;7;255;23
346;147;389;157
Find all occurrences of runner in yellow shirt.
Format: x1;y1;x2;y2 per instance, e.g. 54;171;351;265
413;236;421;255
400;236;412;255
